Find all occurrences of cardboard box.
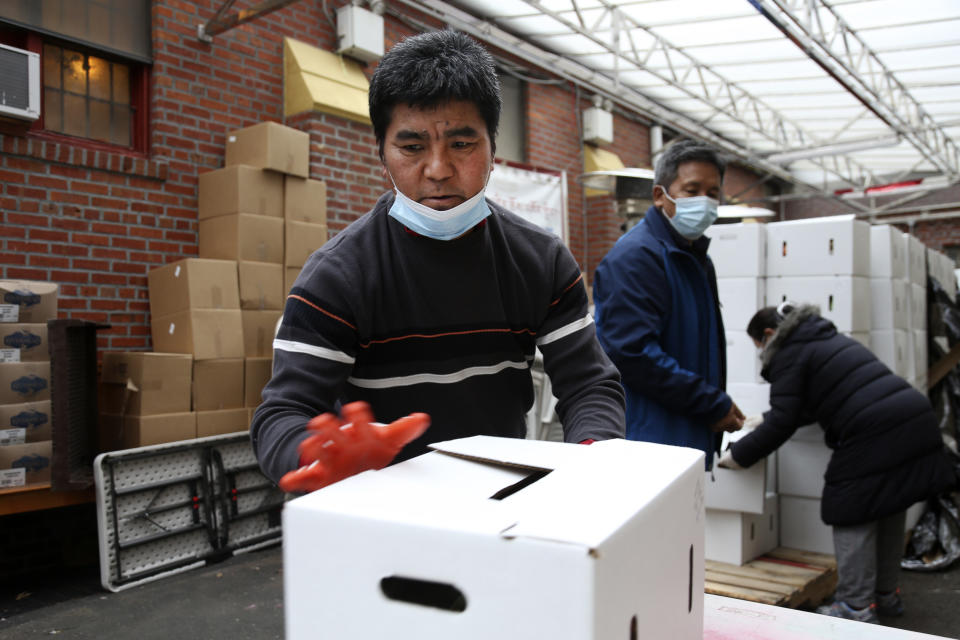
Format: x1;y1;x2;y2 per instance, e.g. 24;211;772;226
100;412;196;450
0;361;51;404
225;121;310;178
903;233;927;287
704;493;779;565
870;329;910;378
869;278;908;330
870;225;907;280
285;267;301;294
100;352;193;416
766;216;870;277
846;331;870;348
192;358;244;411
765;275;871;332
238;261;284;311
148;258;240;318
151;309;245;361
198;165;284;219
717;277;765;334
242;310;281;358
778;437;831;499
199;213;284;264
725;330;763;384
0;400;52;443
0;323;48;362
0;440;52;487
908;282;926;330
244;357;272;408
283;436;705;640
284;176;328;224
285;220;327;268
0;280;58;324
196;407;249;438
707;223;766;278
779;495;834;555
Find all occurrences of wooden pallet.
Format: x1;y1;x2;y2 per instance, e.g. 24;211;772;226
705;547;838;608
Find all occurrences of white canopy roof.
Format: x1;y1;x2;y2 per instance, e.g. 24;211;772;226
395;0;960;203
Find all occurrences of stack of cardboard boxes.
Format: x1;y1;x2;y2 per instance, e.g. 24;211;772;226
99;121;328;451
0;280;57;488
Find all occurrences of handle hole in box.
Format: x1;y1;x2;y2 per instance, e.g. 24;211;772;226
380;576;467;612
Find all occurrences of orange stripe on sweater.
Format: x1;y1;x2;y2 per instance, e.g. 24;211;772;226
359;326;536;349
287;294;357;331
550;273;583;307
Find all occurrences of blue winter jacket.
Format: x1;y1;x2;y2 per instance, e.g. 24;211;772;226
593;205;730;467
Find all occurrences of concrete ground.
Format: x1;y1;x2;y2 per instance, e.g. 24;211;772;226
1;541;959;639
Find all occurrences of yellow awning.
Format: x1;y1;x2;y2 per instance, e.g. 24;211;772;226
284;37;371;124
583;145;625;197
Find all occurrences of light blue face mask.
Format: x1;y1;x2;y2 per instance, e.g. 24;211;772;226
660;188;719;240
387;180;491;241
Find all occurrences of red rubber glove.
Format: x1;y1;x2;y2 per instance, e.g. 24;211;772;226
278;401;430;493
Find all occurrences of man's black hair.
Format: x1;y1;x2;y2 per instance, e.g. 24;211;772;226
654;139;726;192
369;30;502;159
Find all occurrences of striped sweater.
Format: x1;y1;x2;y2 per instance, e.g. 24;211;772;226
251;192;625;484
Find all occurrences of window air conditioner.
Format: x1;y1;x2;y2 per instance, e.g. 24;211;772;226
0;43;40;121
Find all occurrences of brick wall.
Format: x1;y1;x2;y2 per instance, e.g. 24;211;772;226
0;0;795;355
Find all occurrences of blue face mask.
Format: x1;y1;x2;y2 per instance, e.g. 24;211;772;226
387;181;491;241
660;188;719;240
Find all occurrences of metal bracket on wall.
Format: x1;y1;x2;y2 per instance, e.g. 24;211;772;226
94;432;285;592
197;0;304;42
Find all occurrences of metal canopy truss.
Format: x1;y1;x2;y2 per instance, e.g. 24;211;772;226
439;0;960;207
751;0;960;183
392;0;874;210
507;0;880;190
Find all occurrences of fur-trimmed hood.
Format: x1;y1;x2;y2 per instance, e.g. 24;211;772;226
759;303;827;369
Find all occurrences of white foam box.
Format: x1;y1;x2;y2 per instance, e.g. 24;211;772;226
765;276;871;332
869;329;910;378
717;277;765;334
705;430;767;514
704;493;779;565
902;233;927;287
725;330;763;384
778;436;831;499
870;278;908;330
779;495;834;555
765;215;870;277
912;329;928;380
908;282;926;330
283;436;706;640
792;423;822;442
845;332;869;348
708;223;766;278
870;224;907;280
909;375;928;393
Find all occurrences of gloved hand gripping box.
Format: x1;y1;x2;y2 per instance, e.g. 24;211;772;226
283;436;706;640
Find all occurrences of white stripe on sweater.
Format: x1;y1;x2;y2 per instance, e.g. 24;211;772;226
347;360;529;389
273;338;356;364
536;314;593;346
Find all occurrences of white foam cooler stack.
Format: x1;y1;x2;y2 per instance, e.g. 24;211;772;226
706;217;942;561
903;232;929;392
707;223;779;565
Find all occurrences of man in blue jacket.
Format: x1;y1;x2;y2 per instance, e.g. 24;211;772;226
593;139;743;468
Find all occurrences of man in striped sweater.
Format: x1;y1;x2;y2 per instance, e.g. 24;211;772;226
251;30;625;491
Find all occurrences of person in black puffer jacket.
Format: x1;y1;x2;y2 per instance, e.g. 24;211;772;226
721;303;956;624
